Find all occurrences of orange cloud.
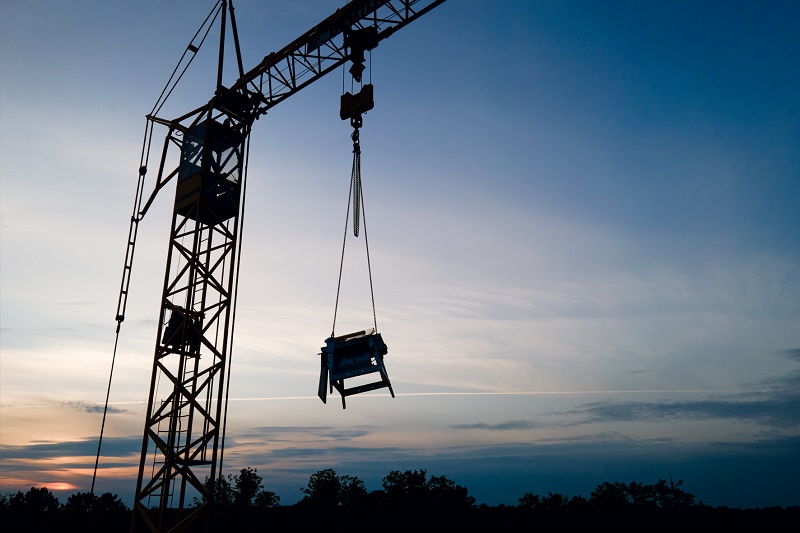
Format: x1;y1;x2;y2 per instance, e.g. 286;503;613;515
42;482;78;491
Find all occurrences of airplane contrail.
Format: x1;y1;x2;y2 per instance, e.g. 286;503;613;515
104;388;734;405
217;389;736;401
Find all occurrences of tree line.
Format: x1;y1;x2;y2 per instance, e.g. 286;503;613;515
2;468;797;531
190;467;698;513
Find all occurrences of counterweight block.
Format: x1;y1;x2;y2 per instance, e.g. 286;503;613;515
318;329;395;409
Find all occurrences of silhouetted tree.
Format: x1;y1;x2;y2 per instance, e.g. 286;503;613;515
65;491;97;513
518;492;541;509
253;489;280;509
382;469;429;509
5;487;61;513
427;474;475;510
5;491;25;512
0;487;62;531
519;491;587;512
65;491;128;513
234;467;263;508
98;491;128;512
626;481;652;507
300;469;367;510
338;474;368;509
652;478;695;509
301;468;341;509
195;474;234;509
382;469;475;511
590;481;634;509
567;494;590;511
195;468;279;510
539;491;571;511
588;479;696;510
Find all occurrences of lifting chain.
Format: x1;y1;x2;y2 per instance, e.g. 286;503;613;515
351;116;362;237
331;114;378;337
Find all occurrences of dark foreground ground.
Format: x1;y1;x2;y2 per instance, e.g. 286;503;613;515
3;505;799;532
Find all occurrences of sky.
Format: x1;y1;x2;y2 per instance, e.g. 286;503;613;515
1;0;799;509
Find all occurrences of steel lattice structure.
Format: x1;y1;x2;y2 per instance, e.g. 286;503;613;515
132;102;251;532
125;1;446;531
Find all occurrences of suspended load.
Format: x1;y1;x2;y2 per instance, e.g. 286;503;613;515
318;36;395;409
318;329;394;409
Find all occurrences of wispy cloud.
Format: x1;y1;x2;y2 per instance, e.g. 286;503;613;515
563;363;800;428
563;395;800;427
58;401;129;415
237;426;374;442
451;420;542;431
452;363;800;433
0;437;140;464
779;348;800;361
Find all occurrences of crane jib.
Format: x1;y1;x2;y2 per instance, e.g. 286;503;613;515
232;0;447;111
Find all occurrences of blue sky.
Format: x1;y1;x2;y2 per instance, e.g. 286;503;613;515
1;0;799;508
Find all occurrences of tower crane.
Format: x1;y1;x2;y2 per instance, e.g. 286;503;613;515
101;1;446;531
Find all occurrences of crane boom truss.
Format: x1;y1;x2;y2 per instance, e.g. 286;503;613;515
241;0;446;108
172;0;446;124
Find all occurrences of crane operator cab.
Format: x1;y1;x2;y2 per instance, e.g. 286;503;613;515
176;117;244;225
318;329;394;409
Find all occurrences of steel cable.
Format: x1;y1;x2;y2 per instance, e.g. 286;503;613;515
331;145;356;337
331;125;378;336
219;131;250;479
151;1;222;117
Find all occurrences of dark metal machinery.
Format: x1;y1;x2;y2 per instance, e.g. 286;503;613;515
116;1;446;531
319;329;395;409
